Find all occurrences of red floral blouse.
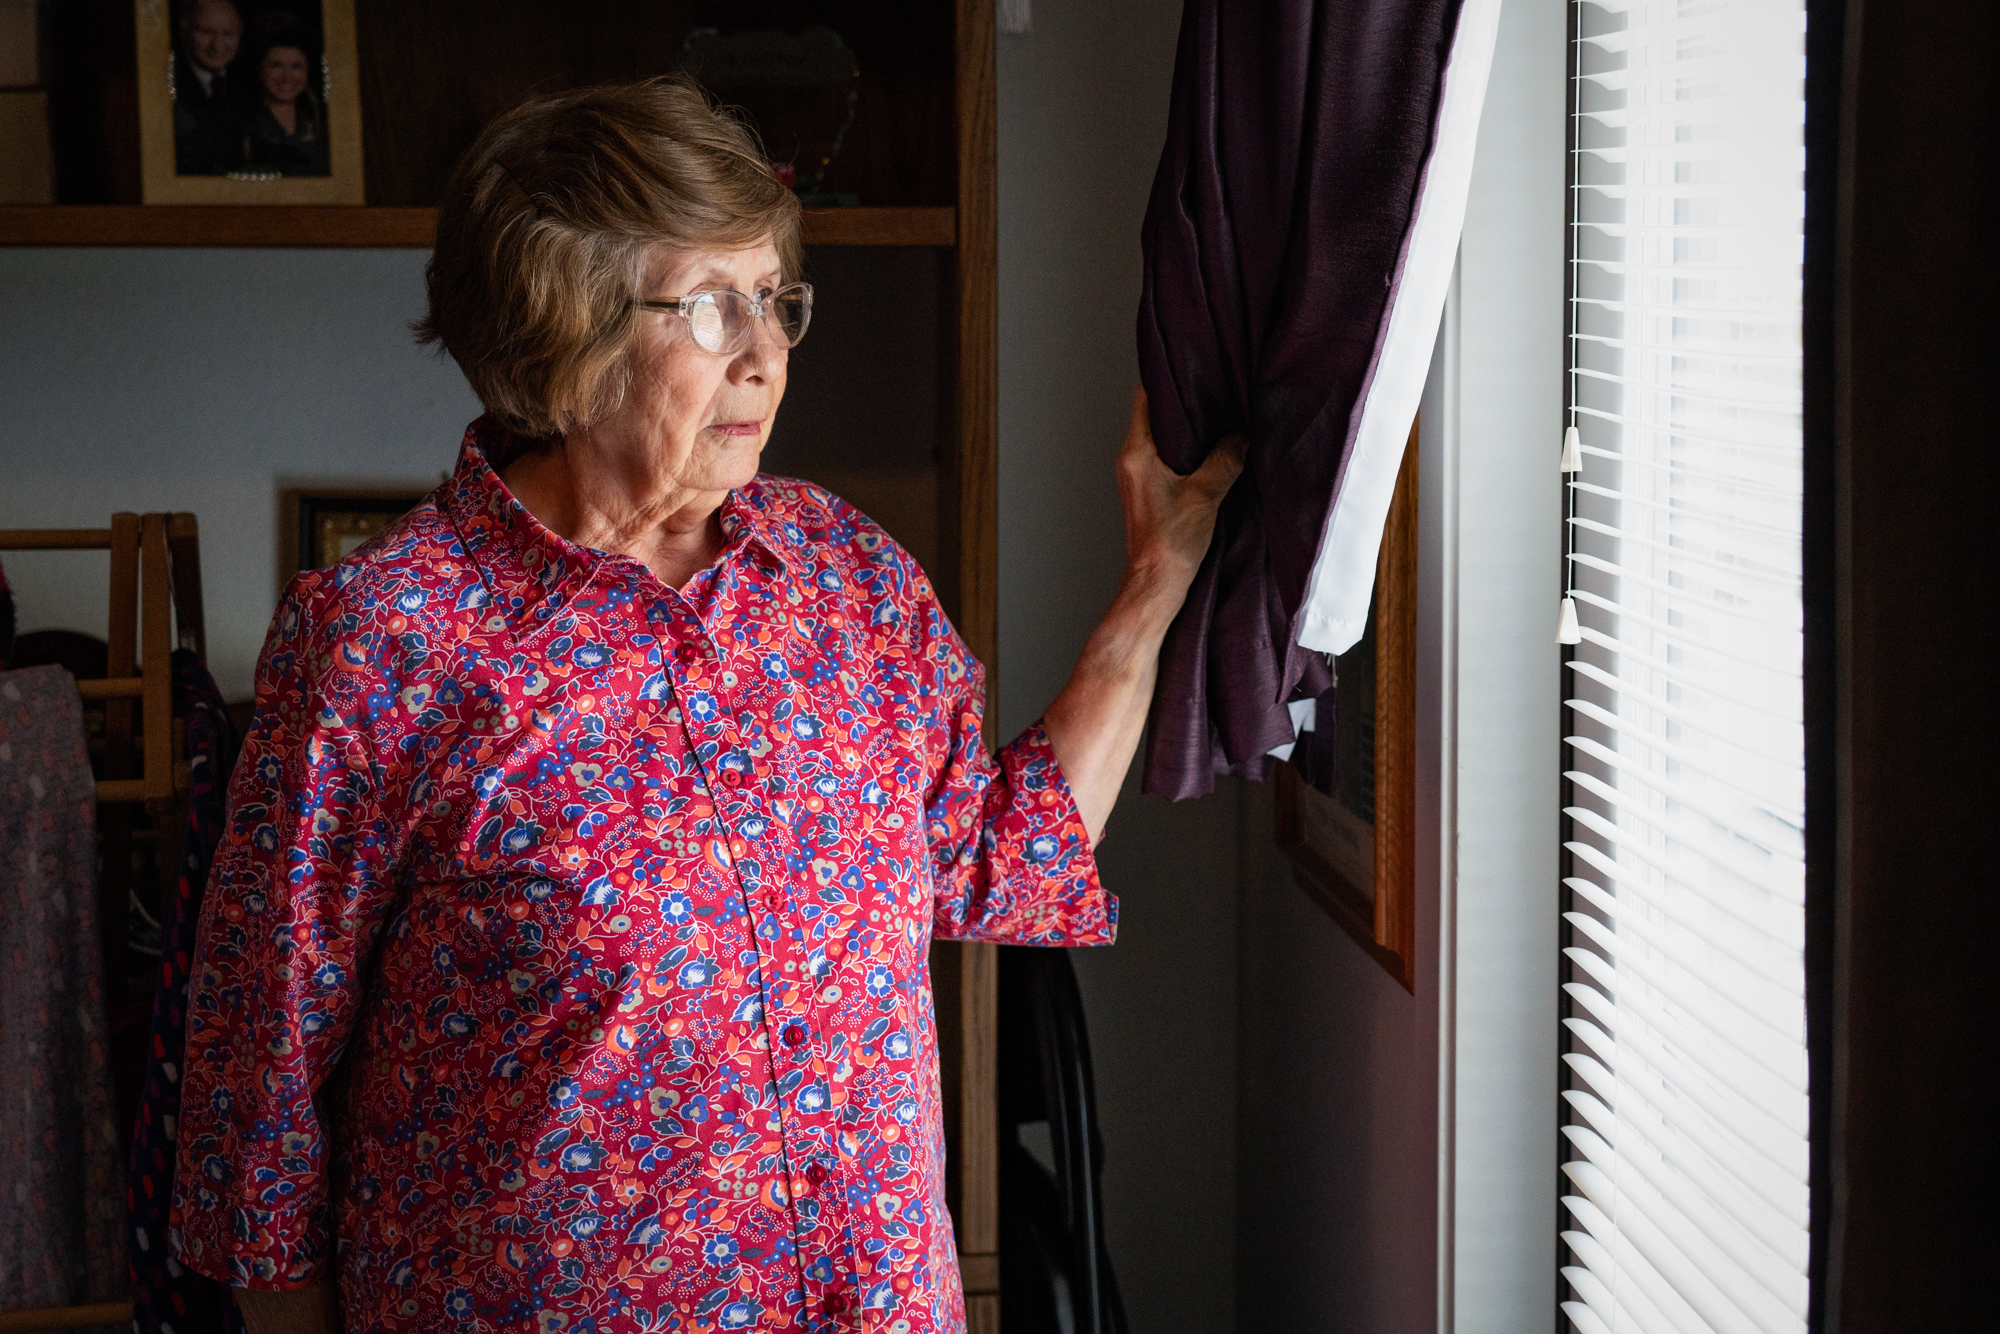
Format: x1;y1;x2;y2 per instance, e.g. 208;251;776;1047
172;421;1112;1334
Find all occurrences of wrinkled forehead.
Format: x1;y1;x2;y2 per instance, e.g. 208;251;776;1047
645;240;784;296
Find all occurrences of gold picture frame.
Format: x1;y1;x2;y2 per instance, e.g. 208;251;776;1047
1275;426;1418;991
136;0;364;205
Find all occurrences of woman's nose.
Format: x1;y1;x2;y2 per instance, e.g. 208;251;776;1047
729;317;788;382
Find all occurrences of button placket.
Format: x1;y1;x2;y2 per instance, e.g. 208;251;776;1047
686;573;868;1315
677;609;858;1291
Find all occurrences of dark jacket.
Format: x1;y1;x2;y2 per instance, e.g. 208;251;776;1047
171;53;245;175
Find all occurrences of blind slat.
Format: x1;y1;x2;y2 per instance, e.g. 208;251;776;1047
1569;405;1799;456
1569;482;1803;544
1565;987;1810;1173
1564;1126;1807;1325
1566;738;1805;858
1565;710;1805;830
1560;3;1808;1328
1566;1230;1707;1334
1564;914;1803;1070
1567;791;1801;903
1567;658;1800;733
1567;869;1797;994
1566;552;1785;618
1573;446;1800;502
1568;332;1808;374
1564;1017;1810;1214
1565;1048;1805;1214
1564;1202;1714;1334
1565;1265;1683;1334
1563;1168;1768;1334
1566;1070;1809;1251
1569;518;1800;591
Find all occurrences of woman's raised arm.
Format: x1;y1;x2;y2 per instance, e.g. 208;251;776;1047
1042;388;1244;842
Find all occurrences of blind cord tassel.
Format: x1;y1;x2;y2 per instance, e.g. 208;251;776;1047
1559;425;1582;643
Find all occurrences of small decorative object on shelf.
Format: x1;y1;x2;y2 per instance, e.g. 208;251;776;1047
679;26;861;208
136;0;363;205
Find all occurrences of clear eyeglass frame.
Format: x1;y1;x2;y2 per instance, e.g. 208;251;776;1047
636;282;815;356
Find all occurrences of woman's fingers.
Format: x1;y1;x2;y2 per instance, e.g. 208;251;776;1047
1191;432;1247;500
1122;385;1154;462
1114;386;1250;580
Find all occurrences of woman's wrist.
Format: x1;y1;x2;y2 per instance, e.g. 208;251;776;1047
1113;552;1199;644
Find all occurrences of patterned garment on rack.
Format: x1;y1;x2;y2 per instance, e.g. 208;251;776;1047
127;650;244;1334
172;418;1112;1334
0;665;125;1314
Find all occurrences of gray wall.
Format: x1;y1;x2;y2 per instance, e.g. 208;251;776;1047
0;248;477;700
997;4;1243;1333
1231;333;1452;1333
1236;777;1442;1333
0;247;951;703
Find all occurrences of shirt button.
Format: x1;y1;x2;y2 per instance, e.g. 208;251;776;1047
721;769;742;787
782;1022;809;1047
825;1291;848;1316
806;1161;829;1187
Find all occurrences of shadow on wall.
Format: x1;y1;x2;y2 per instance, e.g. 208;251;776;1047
1236;780;1436;1334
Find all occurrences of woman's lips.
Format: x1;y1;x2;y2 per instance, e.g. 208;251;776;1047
710;420;763;437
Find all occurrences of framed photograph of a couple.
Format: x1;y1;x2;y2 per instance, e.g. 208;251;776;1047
136;0;364;204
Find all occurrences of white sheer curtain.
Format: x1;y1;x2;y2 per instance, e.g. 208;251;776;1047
1558;2;1809;1332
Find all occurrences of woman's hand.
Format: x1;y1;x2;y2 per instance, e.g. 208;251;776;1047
1114;386;1244;599
1042;387;1246;842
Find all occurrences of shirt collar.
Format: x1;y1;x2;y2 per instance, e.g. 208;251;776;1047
716;483;801;579
441;418;798;620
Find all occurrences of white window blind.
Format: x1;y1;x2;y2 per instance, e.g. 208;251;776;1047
1560;2;1808;1333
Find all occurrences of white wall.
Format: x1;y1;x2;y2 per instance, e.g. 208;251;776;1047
997;3;1243;1331
1447;0;1566;1323
0;248;477;700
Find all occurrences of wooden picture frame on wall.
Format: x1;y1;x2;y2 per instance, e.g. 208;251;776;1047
1275;426;1418;991
136;0;365;204
278;486;430;589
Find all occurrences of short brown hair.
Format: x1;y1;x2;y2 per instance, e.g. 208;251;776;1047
416;77;802;441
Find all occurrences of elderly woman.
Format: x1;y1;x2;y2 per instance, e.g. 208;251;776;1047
173;79;1237;1334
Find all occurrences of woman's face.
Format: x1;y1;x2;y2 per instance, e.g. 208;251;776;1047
260;46;309;104
591;241;789;496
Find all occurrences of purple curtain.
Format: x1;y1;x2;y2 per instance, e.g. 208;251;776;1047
1138;0;1466;801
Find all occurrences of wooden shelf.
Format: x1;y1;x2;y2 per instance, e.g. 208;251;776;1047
0;205;956;249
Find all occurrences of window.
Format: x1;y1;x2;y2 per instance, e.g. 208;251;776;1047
1559;2;1809;1332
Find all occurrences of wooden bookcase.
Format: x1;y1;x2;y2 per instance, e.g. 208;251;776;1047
1;1;1002;1326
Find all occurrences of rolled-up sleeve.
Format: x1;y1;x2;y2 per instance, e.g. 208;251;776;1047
171;573;403;1288
917;603;1113;947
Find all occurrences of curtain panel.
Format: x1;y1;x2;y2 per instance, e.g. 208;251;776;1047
1137;0;1499;800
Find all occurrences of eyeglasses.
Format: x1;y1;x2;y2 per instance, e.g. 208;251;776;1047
637;282;814;356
